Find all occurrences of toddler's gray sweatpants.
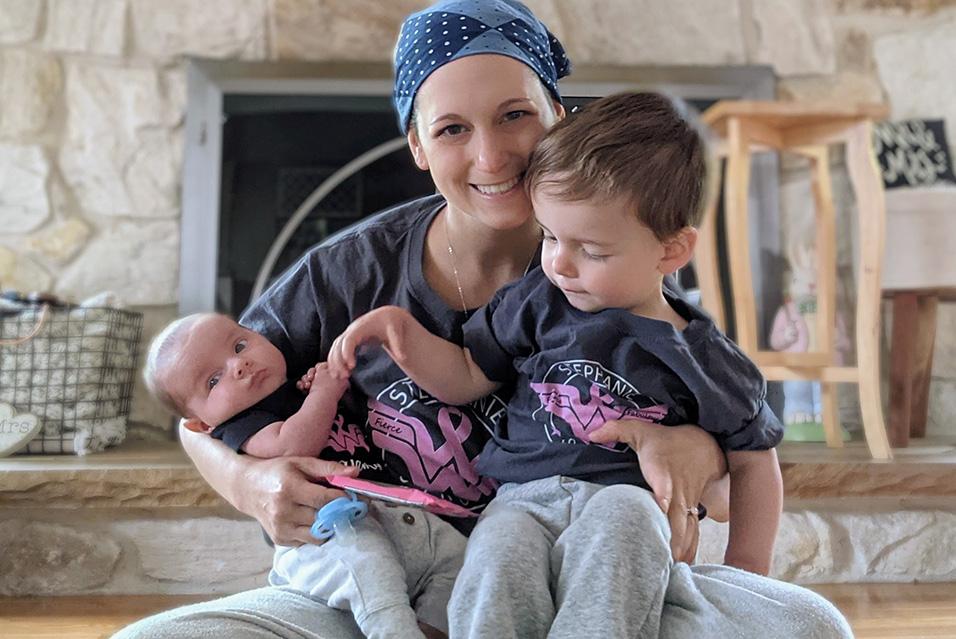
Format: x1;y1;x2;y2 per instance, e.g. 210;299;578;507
448;476;853;639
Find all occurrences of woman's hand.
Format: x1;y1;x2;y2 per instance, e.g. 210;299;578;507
589;420;728;563
233;455;360;546
328;306;410;378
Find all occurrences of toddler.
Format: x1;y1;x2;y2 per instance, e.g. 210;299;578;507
330;91;784;588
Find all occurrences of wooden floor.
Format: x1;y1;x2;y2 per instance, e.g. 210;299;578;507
2;584;955;638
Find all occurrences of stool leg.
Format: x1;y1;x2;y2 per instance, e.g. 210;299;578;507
724;118;759;353
910;294;938;438
807;146;843;448
820;382;844;448
845;121;892;460
696;158;726;330
889;293;918;448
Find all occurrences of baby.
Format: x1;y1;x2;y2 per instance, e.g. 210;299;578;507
144;312;460;639
330;91;784;588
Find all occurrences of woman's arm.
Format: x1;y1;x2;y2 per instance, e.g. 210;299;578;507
589;420;728;562
180;424;358;546
329;305;500;405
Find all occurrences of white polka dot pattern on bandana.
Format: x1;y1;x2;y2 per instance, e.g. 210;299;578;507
392;0;572;133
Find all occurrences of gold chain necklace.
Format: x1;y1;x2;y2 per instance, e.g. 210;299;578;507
443;213;536;314
444;214;471;314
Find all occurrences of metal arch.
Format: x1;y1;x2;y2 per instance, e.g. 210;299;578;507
251;136;409;302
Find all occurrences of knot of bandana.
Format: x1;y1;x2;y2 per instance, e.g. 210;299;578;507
392;0;572;134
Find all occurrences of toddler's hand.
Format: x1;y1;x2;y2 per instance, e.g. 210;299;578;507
328;306;409;379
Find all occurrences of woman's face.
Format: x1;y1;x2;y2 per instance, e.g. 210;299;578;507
407;54;564;231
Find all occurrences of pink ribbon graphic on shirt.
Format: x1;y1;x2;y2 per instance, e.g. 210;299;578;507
367;399;496;502
531;381;668;446
326;414;371;455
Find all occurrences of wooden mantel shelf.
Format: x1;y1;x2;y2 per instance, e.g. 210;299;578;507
2;438;955;508
0;440;228;509
778;438;956;499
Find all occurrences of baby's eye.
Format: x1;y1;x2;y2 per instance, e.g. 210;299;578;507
207;373;221;390
235;339;247;353
583;249;608;261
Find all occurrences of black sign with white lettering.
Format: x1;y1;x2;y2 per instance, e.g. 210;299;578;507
873;119;956;189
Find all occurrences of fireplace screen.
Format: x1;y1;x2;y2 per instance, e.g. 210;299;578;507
217;95;436;314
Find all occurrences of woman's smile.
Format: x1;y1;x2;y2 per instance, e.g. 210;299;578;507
472;174;522;196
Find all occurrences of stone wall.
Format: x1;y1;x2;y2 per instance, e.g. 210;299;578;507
4;498;956;595
0;0;954;438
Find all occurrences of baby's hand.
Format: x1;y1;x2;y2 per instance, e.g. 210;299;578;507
296;366;318;392
308;362;350;399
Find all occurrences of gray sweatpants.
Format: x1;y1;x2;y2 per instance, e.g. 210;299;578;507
270;502;465;638
114;479;852;639
113;501;465;639
448;476;853;639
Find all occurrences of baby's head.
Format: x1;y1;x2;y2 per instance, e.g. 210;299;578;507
144;313;287;434
525;91;708;314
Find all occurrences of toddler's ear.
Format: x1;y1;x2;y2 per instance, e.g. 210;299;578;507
658;227;698;276
183;418;216;435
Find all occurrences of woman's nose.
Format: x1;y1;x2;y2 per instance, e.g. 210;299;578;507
473;129;508;174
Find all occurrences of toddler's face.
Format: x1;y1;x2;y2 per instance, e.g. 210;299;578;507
533;188;668;315
164;315;287;429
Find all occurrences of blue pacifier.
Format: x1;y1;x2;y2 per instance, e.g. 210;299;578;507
311;491;368;541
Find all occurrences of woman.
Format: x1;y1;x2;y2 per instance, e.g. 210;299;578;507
116;2;850;638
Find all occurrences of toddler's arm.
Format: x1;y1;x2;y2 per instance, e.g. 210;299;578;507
723;448;782;575
329;305;500;405
242;363;348;458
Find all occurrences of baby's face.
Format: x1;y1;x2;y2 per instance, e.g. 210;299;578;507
164;315;287;428
533;188;668;315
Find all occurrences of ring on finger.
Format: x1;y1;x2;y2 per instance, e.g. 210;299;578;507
686;506;700;518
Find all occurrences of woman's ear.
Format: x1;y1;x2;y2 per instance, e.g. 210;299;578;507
658;227;699;275
552;99;566;123
407;128;430;171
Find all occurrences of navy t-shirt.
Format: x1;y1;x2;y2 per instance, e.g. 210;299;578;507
239;195;516;516
209;380;366;470
463;267;783;487
210;380;304;452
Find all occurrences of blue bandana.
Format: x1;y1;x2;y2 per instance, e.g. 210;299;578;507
393;0;572;134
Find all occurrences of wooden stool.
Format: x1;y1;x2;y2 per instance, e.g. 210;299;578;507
884;289;953;447
697;101;893;460
881;187;956;447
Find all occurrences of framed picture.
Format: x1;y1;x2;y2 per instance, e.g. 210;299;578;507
873;119;956;189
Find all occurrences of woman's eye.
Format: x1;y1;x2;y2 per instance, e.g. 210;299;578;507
503;110;527;122
207;374;221;390
235;339;247;353
438;124;466;137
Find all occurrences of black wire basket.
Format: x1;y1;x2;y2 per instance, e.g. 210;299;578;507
0;304;143;455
